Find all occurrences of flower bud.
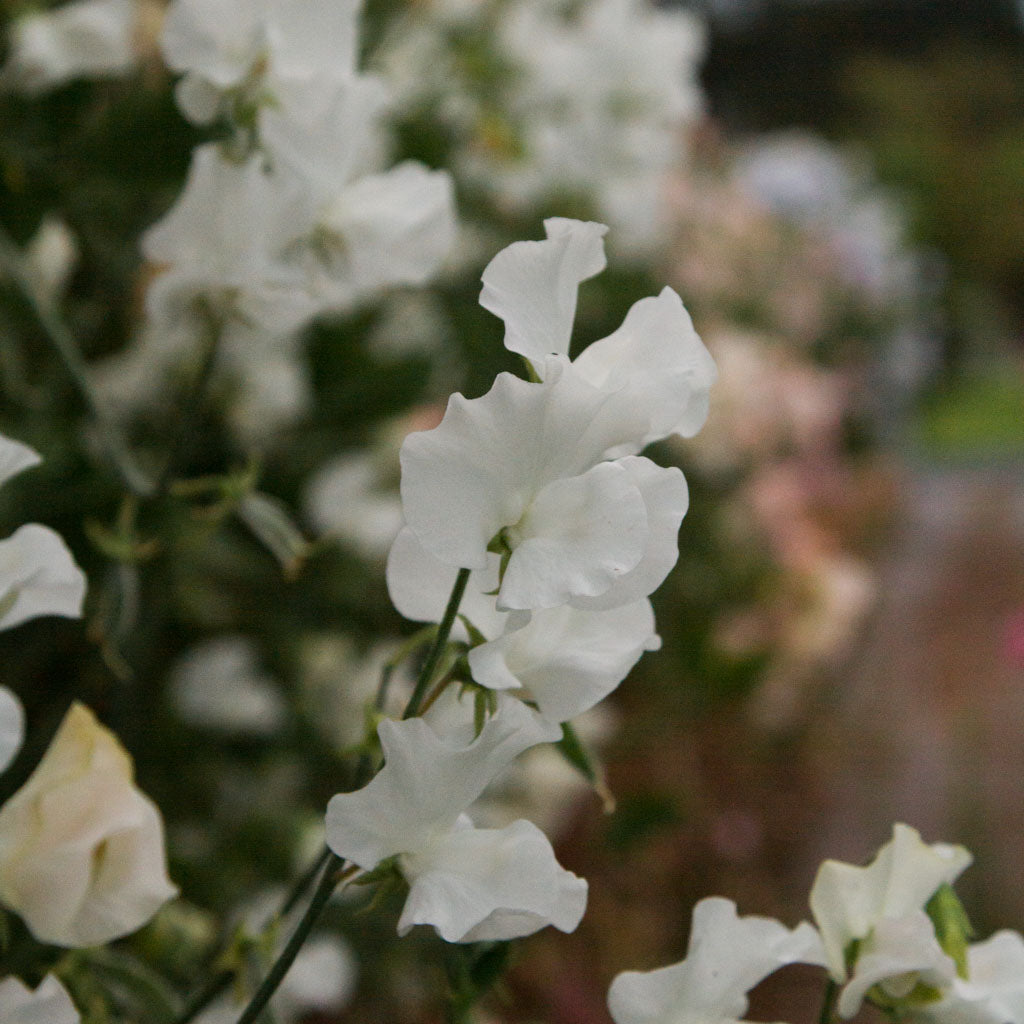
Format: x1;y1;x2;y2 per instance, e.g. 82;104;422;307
0;702;177;946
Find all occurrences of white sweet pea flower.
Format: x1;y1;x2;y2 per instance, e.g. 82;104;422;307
0;686;25;774
141;143;319;339
809;823;972;1018
258;74;456;310
0;0;138;95
479;217;608;365
484;0;704;252
0;434;86;631
399;359;686;611
161;0;361;123
480;219;716;445
0;974;80;1024
915;930;1024;1024
387;526;660;722
0;702;177;947
325;700;587;942
607;896;826;1024
170;636;287;737
835;910;958;1019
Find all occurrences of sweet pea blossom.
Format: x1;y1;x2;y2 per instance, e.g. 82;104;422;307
0;686;25;774
914;930;1024;1024
399;358;687;611
0;702;177;946
480;219;717;445
0;433;86;631
0;974;80;1024
809;823;972;1018
387;526;660;722
460;0;704;252
607;896;825;1024
161;0;361;123
0;0;138;95
325;699;587;942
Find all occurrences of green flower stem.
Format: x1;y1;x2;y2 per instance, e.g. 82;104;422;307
818;978;839;1024
0;220;154;497
402;567;471;720
174;847;335;1024
154;316;221;495
234;852;347;1024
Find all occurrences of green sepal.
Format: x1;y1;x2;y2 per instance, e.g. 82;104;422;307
557;721;615;812
557;721;597;783
926;882;974;978
458;614;489;648
473;687;498;736
236;491;312;579
351;856;403;889
867;978;945;1013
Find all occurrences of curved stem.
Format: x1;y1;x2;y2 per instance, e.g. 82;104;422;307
234;853;346;1024
173;846;335;1024
818;978;839;1024
155;317;221;495
402;568;471;720
0;220;154;496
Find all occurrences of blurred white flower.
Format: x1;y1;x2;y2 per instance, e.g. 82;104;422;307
607;896;825;1024
161;0;362;124
493;0;704;252
0;0;138;94
0;702;177;946
0;686;25;774
16;216;78;305
170;636;287;737
809;823;972;1018
0;433;86;631
326;700;587;942
297;634;414;750
0;974;80;1024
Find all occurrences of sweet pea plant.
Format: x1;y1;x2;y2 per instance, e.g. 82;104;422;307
0;0;1011;1023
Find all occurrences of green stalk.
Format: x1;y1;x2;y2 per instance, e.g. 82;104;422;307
234;853;346;1024
402;567;471;719
818;978;839;1024
0;220;154;496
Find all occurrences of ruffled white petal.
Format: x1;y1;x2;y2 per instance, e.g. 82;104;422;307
264;0;361;81
498;460;647;610
468;598;658;722
325;700;559;869
0;434;41;489
317;161;456;300
570;457;688;612
837;910;956;1019
0;974;80;1024
810;823;972;982
0;686;25;774
479;218;607;365
0;524;87;630
398;817;587;942
399;360;648;572
574;286;717;443
607;896;826;1024
922;930;1024;1024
